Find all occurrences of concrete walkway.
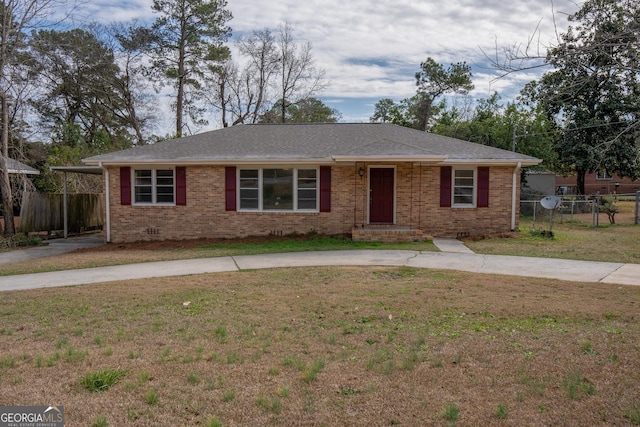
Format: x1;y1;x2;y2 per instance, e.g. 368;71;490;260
432;238;475;254
1;248;639;292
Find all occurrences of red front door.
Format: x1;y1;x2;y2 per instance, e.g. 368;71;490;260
369;168;394;223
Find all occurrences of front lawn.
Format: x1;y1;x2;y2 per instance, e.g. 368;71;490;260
1;267;639;425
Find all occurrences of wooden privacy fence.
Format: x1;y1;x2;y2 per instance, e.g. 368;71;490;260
18;192;104;234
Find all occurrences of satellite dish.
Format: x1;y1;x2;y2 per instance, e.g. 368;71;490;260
539;195;562;233
540;195;562;210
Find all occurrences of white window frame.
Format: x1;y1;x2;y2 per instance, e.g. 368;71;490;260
238;167;319;212
596;170;612;180
132;168;176;205
452;167;476;208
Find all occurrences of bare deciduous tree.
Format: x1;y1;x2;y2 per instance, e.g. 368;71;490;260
212;24;327;127
0;0;73;237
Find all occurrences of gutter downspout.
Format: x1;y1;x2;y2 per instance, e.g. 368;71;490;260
511;162;521;231
102;162;111;243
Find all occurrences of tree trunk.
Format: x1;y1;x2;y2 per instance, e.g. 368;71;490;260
176;38;186;137
576;169;586;195
417;97;433;131
176;73;184;137
0;94;15;236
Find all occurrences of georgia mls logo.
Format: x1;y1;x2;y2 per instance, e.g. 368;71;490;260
0;405;64;427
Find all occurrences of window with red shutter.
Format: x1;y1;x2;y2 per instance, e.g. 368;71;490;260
225;167;237;211
320;166;331;212
120;166;131;205
440;166;452;208
477;167;489;208
176;166;186;206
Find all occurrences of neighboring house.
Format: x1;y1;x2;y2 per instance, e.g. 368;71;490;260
83;123;540;243
556;172;640;195
523;170;556;196
5;158;40;176
0;158;40;228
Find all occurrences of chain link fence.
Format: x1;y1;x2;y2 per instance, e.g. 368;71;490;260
520;192;640;226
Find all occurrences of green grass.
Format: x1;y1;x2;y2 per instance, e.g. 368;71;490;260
81;368;127;392
563;371;596;400
442;402;460;422
187;371;200;385
145;389;159;405
196;235;435;256
496;403;508;419
90;416;108;427
466;218;640;263
0;356;15;369
628;404;640;425
222;390;236;402
302;359;325;383
205;418;223;427
256;393;282;414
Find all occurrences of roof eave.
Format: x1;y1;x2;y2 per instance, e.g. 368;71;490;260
84;156;540;167
332;155;448;163
8;169;39;175
442;159;541;167
50;166;104;175
83;158;336;167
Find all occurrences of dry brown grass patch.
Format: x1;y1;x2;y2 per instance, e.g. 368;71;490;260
1;267;639;426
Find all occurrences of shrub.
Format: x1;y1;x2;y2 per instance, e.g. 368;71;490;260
0;234;42;249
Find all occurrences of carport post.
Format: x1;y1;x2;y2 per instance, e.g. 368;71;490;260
63;172;68;238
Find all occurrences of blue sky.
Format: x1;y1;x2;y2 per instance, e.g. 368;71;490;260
64;0;580;132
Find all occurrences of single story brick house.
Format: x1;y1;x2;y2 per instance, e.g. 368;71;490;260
83;123;540;243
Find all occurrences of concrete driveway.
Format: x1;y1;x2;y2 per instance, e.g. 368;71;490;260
0;244;638;292
0;234;104;266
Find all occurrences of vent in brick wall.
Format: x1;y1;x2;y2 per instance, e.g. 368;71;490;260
146;227;160;235
456;231;470;238
269;230;283;236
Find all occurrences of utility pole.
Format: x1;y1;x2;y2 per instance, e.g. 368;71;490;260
512;124;517;152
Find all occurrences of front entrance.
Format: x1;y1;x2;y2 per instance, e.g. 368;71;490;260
369;167;394;223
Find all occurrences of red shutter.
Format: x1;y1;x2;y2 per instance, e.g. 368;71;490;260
176;166;186;206
225;167;236;211
440;166;452;208
120;166;131;205
319;166;331;212
477;166;490;208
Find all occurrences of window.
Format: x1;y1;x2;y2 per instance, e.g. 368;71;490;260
239;169;259;209
596;170;612;180
263;168;293;210
453;168;475;207
297;169;318;210
238;168;318;211
134;169;175;204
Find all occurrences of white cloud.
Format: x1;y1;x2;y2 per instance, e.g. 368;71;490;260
62;0;580;126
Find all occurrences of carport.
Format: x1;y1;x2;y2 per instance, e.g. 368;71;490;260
49;165;103;238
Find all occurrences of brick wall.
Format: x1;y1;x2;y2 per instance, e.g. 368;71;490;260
107;164;520;243
419;165;519;237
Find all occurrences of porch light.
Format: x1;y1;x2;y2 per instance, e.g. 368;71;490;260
359;167;365;177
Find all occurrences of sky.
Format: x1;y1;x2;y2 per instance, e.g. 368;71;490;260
64;0;581;131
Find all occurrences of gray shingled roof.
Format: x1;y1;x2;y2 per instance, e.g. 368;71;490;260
83;123;540;166
4;158;39;175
